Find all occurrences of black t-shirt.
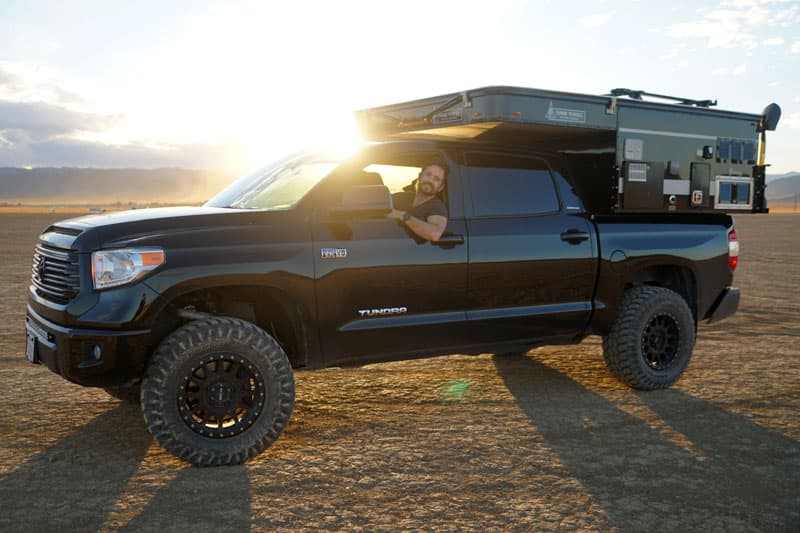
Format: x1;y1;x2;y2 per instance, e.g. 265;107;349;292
392;191;448;221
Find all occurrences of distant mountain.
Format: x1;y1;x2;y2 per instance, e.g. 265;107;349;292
765;173;800;200
767;171;799;182
0;167;238;204
3;166;798;206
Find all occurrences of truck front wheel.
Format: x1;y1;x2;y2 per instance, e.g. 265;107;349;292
141;317;295;466
602;286;695;390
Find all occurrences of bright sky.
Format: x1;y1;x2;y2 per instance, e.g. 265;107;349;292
1;0;798;175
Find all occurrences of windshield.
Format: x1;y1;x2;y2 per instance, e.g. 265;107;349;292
205;151;342;210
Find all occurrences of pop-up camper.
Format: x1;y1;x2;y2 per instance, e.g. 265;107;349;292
355;86;781;213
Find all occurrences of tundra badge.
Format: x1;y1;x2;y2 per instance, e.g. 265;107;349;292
358;307;408;317
321;248;347;259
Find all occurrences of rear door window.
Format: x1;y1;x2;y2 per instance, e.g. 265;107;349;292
466;152;560;217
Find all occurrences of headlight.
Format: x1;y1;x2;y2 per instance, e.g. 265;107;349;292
91;248;165;290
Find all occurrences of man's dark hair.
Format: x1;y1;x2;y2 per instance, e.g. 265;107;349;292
421;158;449;178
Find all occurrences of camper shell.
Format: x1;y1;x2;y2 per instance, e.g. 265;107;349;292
355;86;780;214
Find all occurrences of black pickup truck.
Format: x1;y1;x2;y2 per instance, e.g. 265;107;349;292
25;138;740;466
28;85;774;466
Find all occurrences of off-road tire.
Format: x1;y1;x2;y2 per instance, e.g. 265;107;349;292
602;286;695;390
103;380;141;404
141;317;295;466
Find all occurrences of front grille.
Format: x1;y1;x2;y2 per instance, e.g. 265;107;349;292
31;244;80;304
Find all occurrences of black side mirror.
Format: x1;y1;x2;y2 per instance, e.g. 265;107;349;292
759;103;781;132
329;185;393;217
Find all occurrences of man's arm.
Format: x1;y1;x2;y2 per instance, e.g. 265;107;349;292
386;210;448;242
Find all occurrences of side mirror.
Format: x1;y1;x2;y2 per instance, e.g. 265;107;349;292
330;185;393;217
759;103;781;132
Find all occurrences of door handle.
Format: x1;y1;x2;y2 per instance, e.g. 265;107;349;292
433;233;465;246
560;229;590;244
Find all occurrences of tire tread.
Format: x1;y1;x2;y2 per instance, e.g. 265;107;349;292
141;317;294;466
602;286;695;390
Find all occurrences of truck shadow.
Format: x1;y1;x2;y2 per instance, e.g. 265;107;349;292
0;404;151;531
493;354;800;531
0;402;253;531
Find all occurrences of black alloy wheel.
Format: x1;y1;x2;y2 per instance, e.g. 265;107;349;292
641;314;680;371
179;355;266;439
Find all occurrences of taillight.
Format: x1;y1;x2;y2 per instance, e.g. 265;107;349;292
728;228;739;271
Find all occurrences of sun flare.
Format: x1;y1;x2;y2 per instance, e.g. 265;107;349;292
235;109;362;172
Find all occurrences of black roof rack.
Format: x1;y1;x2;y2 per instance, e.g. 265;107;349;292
606;88;717;108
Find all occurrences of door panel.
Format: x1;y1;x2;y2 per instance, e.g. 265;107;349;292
314;217;467;364
466;214;595;341
312;147;468;365
463;152;596;344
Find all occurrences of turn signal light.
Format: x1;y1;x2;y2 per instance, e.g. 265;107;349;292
728;228;739;271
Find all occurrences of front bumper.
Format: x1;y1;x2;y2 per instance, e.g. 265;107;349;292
25;306;152;387
705;287;740;323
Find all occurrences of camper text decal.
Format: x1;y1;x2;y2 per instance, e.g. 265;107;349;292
545;101;586;124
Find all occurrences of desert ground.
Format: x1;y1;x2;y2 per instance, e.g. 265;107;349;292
0;213;797;532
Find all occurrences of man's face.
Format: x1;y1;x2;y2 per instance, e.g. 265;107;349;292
418;164;446;196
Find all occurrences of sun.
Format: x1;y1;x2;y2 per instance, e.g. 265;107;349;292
235;108;362;171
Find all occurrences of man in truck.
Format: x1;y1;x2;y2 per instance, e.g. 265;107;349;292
386;159;449;242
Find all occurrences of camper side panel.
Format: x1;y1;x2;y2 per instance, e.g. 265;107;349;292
615;105;761;212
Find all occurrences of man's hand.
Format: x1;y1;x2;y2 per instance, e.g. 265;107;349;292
386;209;405;221
386;209;446;242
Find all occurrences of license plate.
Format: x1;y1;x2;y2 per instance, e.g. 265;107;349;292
25;330;39;363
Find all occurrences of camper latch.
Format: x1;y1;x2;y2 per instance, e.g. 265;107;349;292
606;97;617;115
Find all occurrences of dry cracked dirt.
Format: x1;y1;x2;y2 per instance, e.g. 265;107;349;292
0;213;797;532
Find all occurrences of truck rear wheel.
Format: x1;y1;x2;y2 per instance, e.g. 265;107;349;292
141;317;295;466
602;286;695;390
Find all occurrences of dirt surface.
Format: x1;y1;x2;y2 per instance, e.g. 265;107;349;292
0;213;798;532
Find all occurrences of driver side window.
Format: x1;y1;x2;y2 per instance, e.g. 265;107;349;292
362;163;421;195
356;151;449;210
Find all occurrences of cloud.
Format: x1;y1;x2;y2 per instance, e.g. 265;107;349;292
784;112;800;129
0;136;245;170
662;48;679;59
666;20;758;49
775;5;799;26
733;64;747;75
0;61;246;171
579;13;611;27
0;61;91;108
665;2;793;49
0;67;25;93
712;67;729;75
0;100;121;142
0;64;245;171
793;41;800;53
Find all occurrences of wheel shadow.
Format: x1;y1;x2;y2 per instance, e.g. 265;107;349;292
120;465;251;532
0;404;152;531
493;354;800;531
